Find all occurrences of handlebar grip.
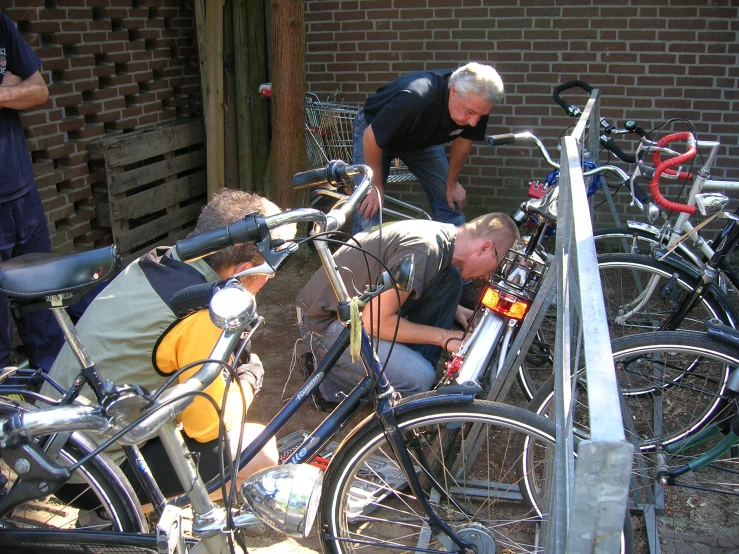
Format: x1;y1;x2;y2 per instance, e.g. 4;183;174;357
552;80;594;117
486;133;517;146
293;160;349;190
650;132;698;215
293;168;331;190
175;214;267;262
600;136;637;164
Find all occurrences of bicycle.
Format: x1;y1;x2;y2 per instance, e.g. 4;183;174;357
439;126;736;404
524;320;739;552
0;160;578;553
500;114;739;399
553;81;739;296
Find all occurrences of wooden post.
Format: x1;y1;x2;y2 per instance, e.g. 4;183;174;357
264;0;307;208
204;0;225;197
223;0;239;190
233;0;270;194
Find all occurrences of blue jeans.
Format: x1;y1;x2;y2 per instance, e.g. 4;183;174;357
297;266;462;402
351;109;465;234
0;188;65;373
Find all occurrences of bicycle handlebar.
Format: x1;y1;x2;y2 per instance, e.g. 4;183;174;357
487;132;559;168
175;161;371;263
600;135;637;164
649;132;698;215
552;80;593;118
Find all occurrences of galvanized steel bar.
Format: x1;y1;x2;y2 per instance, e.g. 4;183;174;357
560;89;634;553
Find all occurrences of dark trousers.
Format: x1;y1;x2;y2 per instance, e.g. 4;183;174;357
0;188;64;372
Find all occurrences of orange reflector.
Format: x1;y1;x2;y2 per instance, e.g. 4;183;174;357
481;287;530;320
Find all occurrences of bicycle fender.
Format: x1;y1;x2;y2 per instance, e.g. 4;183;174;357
392;381;482;416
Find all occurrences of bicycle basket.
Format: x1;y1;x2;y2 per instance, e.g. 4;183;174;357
491;248;547;302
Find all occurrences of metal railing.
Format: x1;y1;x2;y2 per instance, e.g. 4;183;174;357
552;89;634;552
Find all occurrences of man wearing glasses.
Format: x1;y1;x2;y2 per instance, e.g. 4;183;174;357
296;213;519;410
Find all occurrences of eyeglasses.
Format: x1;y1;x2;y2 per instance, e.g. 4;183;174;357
492;244;499;264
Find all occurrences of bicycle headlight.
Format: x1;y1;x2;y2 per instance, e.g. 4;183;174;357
241;463;324;538
209;281;257;331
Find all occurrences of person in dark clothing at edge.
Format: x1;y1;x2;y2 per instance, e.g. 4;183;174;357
0;12;65;374
351;61;505;235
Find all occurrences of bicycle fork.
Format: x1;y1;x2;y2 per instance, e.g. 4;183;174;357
366;338;473;552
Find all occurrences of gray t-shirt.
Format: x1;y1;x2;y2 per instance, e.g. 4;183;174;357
296;220;457;334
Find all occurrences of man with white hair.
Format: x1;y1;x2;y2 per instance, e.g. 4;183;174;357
352;62;505;234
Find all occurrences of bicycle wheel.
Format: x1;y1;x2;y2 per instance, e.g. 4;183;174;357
320;400;567;553
598;253;737;338
529;331;736;451
0;398;146;543
527;332;739;550
515;253;737;403
641;427;739;552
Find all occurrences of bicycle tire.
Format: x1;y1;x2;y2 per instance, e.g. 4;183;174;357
599;253;737;337
516;253;737;404
525;331;739;550
319;399;632;553
527;330;736;450
0;398;147;545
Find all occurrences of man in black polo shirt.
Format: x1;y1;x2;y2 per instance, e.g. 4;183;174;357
352;62;504;234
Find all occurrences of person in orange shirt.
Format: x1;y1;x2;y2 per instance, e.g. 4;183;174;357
44;189;295;505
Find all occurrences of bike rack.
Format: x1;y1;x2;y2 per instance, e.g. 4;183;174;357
457;89;634;552
552;91;634;552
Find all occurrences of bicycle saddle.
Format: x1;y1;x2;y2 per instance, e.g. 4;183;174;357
0;245;121;298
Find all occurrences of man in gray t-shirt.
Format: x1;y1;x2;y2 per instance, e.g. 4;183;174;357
296;214;519;406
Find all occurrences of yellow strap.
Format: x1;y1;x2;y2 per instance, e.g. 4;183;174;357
349;296;367;363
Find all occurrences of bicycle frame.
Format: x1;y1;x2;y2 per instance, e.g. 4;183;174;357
632;139;739;273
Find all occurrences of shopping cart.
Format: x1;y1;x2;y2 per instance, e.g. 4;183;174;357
305;93;431;221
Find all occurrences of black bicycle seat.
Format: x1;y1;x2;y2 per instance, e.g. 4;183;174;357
0;245;121;298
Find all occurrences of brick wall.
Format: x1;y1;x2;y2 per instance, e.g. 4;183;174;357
4;0;200;253
305;0;739;224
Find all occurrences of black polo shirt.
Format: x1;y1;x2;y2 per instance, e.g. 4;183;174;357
362;69;489;152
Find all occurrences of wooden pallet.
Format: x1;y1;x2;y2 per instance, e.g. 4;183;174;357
90;119;208;264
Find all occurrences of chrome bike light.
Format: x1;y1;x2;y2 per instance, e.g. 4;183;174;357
695;193;729;217
209;281;257;331
241;464;324;538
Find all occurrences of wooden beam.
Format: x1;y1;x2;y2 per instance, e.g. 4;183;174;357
204;0;225;197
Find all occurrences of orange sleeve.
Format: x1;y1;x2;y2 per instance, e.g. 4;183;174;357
155;310;252;443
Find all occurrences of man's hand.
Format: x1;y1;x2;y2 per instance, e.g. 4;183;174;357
446;182;467;211
454;305;474;330
236;353;264;393
440;329;465;353
358;184;384;219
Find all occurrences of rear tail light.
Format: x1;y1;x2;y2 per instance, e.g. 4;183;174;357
481;287;530;320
